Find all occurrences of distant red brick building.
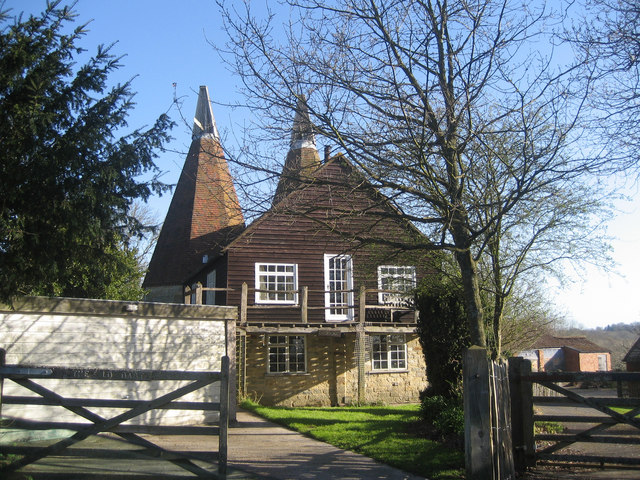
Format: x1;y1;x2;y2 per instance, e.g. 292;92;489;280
518;334;611;372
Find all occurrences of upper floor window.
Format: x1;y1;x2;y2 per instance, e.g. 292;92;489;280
372;334;407;371
377;265;416;306
324;254;354;321
255;263;298;304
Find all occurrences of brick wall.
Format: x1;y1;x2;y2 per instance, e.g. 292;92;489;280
578;352;610;372
243;331;427;406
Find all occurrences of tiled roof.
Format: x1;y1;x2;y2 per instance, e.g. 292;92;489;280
143;87;244;287
623;336;640;363
272;96;321;206
531;334;609;353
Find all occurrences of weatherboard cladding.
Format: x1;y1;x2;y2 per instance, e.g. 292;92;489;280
216;157;430;324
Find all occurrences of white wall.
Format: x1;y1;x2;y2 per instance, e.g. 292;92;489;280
1;297;236;432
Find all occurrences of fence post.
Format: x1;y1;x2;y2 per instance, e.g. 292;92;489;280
225;317;237;423
194;282;203;305
0;348;5;418
356;286;368;403
356;323;366;404
617;380;623;398
464;346;492;480
218;355;230;475
509;357;535;474
184;286;191;304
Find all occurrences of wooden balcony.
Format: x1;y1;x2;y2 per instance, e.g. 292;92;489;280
184;283;418;326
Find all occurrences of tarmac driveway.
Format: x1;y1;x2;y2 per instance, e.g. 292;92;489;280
525;387;640;479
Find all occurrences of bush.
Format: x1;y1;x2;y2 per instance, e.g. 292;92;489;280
415;276;471;399
420;394;464;438
434;404;464;436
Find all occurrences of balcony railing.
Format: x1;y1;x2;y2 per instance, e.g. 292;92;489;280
184;283;417;325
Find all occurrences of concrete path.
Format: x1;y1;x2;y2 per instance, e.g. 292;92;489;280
7;409;425;479
227;410;425;480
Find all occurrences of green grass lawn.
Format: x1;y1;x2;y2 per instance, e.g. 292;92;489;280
240;400;464;479
610;406;640;417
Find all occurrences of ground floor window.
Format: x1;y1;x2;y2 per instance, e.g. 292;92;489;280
371;334;407;371
268;335;306;373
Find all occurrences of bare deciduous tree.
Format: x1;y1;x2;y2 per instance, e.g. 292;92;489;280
217;0;611;348
572;0;640;168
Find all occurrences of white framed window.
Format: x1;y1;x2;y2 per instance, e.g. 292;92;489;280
377;265;416;306
268;335;306;373
372;334;407;371
255;263;298;304
324;254;354;321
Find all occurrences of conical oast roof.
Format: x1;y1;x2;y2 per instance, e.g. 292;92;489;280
144;86;243;288
272;96;321;206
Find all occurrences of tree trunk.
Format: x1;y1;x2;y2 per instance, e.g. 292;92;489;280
492;295;504;358
455;248;486;347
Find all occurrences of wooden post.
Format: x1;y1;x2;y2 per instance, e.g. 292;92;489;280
356;323;366;404
194;282;203;305
0;348;5;418
184;286;191;304
225;318;237;423
509;356;535;474
617;380;623;398
464;346;492;480
358;285;366;324
240;282;248;324
218;355;229;475
301;286;308;323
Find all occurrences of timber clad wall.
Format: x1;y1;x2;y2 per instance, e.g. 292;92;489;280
1;297;236;429
182;157;430;407
216;158;432;323
243;333;426;407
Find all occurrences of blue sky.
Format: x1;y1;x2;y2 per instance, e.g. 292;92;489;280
7;0;640;329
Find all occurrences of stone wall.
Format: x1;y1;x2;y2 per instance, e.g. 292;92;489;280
1;296;236;432
242;331;426;406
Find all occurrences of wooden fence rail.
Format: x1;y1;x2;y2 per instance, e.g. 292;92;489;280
465;353;640;478
0;352;230;478
510;365;640;471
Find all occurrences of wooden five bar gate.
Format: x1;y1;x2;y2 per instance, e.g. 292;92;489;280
510;359;640;470
465;350;640;479
0;350;230;478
